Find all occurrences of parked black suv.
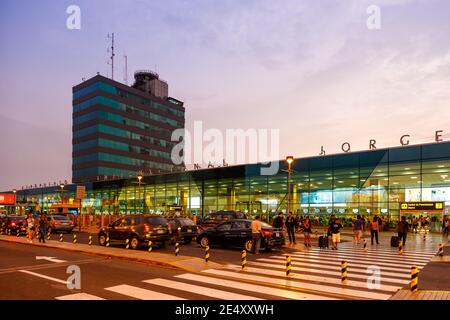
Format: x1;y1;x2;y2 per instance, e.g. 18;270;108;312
196;219;285;251
98;215;170;250
198;210;247;231
166;217;198;244
0;215;26;235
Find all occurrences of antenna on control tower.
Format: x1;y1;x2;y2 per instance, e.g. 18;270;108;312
123;54;128;85
107;33;115;80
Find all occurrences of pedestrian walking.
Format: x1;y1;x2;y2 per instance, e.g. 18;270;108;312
377;216;383;232
285;212;297;245
302;218;312;248
442;216;449;237
369;217;379;245
329;218;343;250
397;216;409;246
353;214;364;245
272;212;284;229
412;216;419;233
38;213;47;243
25;213;36;243
250;216;264;254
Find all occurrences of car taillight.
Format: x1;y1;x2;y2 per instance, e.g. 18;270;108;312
144;224;151;233
11;222;16;227
262;230;273;237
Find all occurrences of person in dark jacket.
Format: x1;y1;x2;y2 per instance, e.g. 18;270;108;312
285;212;297;245
397;216;409;246
272;212;284;229
38;213;47;243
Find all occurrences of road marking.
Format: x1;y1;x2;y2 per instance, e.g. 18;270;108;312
18;270;68;285
104;284;185;300
144;278;262;300
203;269;392;300
309;247;436;258
55;293;105;300
222;265;401;292
175;273;340;300
36;256;68;263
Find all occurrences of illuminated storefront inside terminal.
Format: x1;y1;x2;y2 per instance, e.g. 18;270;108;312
9;141;450;229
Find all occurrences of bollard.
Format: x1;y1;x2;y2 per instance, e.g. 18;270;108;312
148;241;152;252
47;231;50;241
106;236;110;247
8;229;11;236
17;229;20;238
399;240;403;255
73;234;77;244
286;255;292;277
423;233;426;241
88;235;92;246
175;242;180;256
59;233;63;242
341;260;348;284
241;250;247;271
205;246;210;262
363;239;367;252
410;265;418;292
438;243;444;257
125;238;130;249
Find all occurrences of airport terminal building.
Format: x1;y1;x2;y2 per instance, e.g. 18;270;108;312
9;141;450;230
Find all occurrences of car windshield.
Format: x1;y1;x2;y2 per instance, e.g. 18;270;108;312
53;216;69;221
178;219;194;226
144;217;167;226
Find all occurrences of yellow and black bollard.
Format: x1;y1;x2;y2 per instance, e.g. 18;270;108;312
205;246;210;262
8;229;11;236
106;236;110;247
286;255;292;277
59;233;63;242
73;234;77;244
88;235;92;246
363;239;367;252
148;241;153;252
438;243;444;257
410;265;418;292
125;238;130;249
341;260;348;284
46;231;50;241
17;229;20;238
398;240;403;255
241;250;247;271
175;242;180;256
423;233;426;241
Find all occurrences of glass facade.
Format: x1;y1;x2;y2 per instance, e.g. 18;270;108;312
17;142;450;230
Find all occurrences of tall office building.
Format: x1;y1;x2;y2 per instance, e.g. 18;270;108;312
72;70;185;183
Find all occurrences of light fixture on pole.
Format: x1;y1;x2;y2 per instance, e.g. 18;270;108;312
137;173;144;214
12;189;16;215
286;156;294;215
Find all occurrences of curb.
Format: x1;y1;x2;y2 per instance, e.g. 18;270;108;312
0;236;223;272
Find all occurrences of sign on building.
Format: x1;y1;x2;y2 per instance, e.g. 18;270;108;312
76;186;86;200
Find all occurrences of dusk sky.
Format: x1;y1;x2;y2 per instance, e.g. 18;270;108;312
1;0;449;191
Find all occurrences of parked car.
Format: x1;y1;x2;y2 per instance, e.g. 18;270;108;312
47;215;75;233
198;211;247;231
166;217;198;244
98;215;170;250
196;219;285;251
0;215;26;234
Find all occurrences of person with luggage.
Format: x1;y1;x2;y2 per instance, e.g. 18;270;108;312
397;216;409;246
250;216;264;254
302;218;312;248
285;212;297;245
353;215;364;245
368;217;379;245
329;218;343;250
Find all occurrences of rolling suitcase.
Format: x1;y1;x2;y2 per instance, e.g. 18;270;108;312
318;235;329;249
391;236;399;247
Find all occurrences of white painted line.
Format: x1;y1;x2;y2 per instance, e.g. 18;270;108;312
36;256;68;263
309;247;436;257
104;284;185;300
55;293;105;300
175;273;340;300
144;278;262;300
222;265;401;292
249;261;409;285
18;270;68;285
203;269;392;300
308;248;434;260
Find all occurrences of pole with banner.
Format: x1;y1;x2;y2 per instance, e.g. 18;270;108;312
76;186;86;232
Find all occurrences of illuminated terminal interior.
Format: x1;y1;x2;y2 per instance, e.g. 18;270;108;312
6;141;450;230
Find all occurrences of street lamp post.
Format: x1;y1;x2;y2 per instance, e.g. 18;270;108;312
12;189;16;215
286;156;294;215
137;174;143;214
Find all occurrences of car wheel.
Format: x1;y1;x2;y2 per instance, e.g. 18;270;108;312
98;234;107;246
245;239;253;252
130;236;140;250
199;236;209;248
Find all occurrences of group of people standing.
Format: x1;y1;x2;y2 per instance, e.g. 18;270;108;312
23;211;48;244
272;212;313;247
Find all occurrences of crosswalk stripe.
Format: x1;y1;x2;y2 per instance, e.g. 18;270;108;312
295;251;430;265
105;284;185;300
143;278;262;300
309;247;435;260
318;245;437;254
310;247;436;257
175;274;340;300
269;256;422;273
255;258;411;278
248;261;409;285
288;253;426;267
222;265;401;292
203;269;392;300
55;293;105;300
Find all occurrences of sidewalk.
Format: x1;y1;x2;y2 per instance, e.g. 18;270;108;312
0;234;223;273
